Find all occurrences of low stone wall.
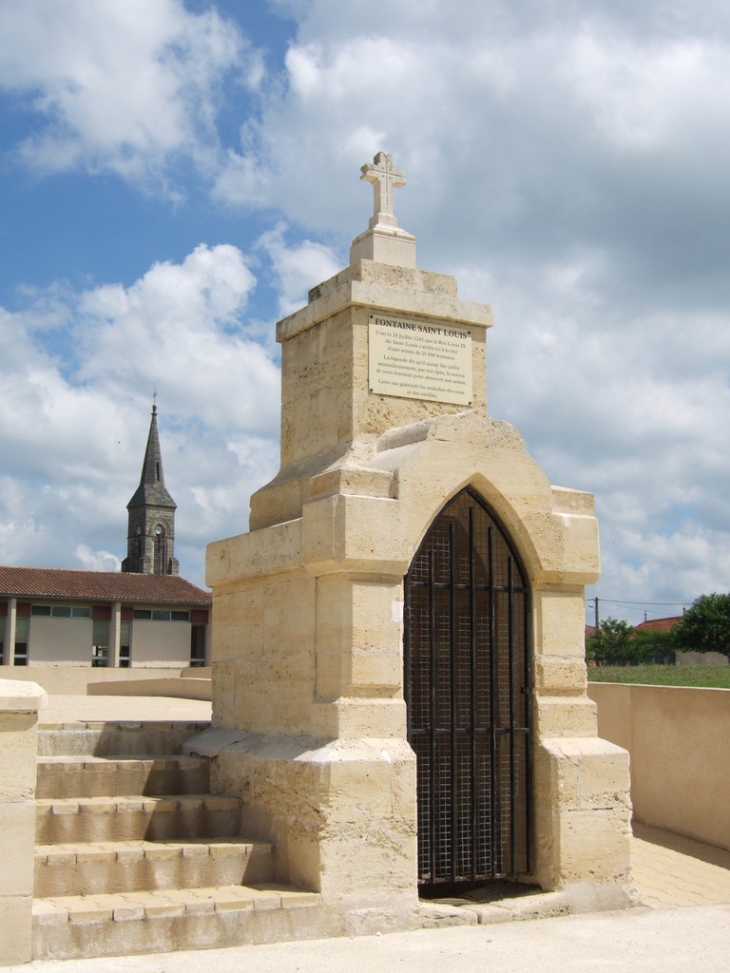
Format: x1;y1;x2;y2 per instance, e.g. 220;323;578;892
0;666;210;696
87;674;211;700
0;679;46;964
588;682;730;851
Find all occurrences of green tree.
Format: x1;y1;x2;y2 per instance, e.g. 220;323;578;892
630;626;673;665
671;593;730;658
586;617;636;665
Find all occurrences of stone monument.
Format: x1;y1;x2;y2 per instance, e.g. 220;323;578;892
199;152;632;933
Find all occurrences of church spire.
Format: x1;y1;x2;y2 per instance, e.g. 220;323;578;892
126;404;176;510
121;403;179;575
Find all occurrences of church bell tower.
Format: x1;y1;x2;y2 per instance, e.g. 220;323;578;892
121;404;179;576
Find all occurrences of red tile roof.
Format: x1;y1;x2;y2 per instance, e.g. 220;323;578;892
635;616;682;633
0;566;211;606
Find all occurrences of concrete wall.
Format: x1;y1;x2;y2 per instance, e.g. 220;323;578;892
0;679;45;964
0;666;197;695
588;682;730;851
87;674;211;700
29;618;92;666
131;620;191;667
676;651;729;666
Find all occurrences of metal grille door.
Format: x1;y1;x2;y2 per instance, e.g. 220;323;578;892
404;488;532;887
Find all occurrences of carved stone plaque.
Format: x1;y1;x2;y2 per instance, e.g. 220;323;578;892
368;313;473;405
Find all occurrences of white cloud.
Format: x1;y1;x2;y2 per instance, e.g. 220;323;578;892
0;243;282;585
567;31;730;158
256;224;340;317
75;244;278;431
0;0;254;191
75;544;121;572
454;246;730;615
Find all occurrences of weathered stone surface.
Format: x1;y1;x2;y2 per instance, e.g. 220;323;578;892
0;680;44;965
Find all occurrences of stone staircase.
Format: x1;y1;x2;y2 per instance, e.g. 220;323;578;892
32;721;329;961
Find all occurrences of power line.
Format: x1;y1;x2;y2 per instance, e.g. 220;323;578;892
585;596;690;628
585;598;688;607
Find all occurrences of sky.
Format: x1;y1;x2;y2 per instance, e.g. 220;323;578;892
1;0;730;625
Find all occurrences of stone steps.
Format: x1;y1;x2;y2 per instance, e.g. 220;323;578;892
35;838;275;897
37;721;210;757
36;794;244;844
36;755;210;798
32;721;333;960
33;884;326;961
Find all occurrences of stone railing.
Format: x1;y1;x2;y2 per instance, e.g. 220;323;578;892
0;679;46;965
588;682;730;851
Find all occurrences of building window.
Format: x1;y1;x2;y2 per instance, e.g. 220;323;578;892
190;624;206;667
92;619;109;667
133;609;189;622
14;616;28;666
120;621;131;668
31;605;92;618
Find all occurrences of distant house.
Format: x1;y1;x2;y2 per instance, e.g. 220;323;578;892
634;615;680;664
585;615;679;665
0;406;211;668
637;614;730;667
587;613;728;666
634;616;682;635
0;567;210;668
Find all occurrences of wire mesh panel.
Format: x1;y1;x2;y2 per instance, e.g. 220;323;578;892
404;488;532;887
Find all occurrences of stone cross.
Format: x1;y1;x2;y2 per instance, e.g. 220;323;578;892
361;152;406;226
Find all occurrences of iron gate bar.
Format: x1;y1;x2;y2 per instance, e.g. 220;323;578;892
404;487;532;887
488;525;498;877
508;555;516;872
428;547;436;884
449;520;457;884
524;580;533;875
404;575;411;740
469;505;477;882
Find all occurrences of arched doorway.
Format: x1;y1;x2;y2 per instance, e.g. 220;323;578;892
403;487;532;888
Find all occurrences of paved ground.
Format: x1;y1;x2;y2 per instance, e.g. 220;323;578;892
10;905;730;973
21;695;730;972
632;822;730;908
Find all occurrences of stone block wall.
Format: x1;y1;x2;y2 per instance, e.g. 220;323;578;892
0;680;45;965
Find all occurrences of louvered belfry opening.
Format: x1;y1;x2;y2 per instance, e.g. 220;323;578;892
404;488;532;888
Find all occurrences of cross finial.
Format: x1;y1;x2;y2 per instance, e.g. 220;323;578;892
361;152;406;229
152;389;157;416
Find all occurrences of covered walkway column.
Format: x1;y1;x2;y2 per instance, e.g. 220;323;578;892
108;601;122;667
3;598;17;666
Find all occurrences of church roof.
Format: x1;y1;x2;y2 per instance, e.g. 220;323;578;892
127;405;176;510
0;566;210;606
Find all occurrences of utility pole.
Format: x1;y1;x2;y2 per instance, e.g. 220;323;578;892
594;597;599;631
